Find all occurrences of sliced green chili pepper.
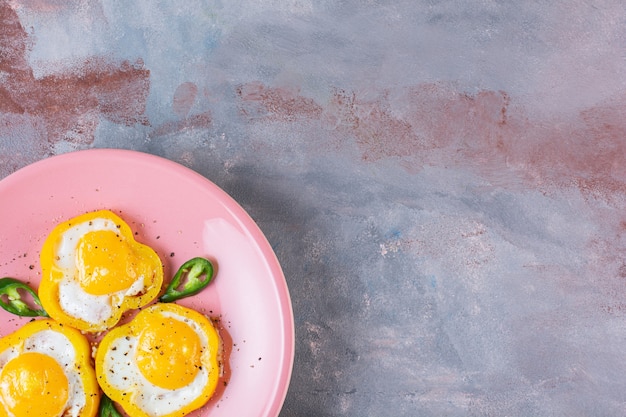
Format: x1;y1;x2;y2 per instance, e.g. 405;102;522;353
98;394;123;417
159;257;214;303
0;277;49;317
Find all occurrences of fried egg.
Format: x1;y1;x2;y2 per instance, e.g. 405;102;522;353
0;319;100;417
39;210;164;332
96;303;222;417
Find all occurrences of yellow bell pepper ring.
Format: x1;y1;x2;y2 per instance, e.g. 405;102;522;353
95;303;222;417
0;319;100;417
38;209;164;332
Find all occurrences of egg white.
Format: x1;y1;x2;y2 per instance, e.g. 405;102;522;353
101;311;212;416
53;217;146;325
0;329;87;417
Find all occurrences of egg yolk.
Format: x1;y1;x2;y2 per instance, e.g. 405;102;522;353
76;229;152;295
0;352;69;417
136;317;202;390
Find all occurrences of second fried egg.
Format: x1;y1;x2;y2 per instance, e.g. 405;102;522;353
95;303;222;417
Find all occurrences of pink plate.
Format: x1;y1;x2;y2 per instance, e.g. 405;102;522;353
0;149;294;417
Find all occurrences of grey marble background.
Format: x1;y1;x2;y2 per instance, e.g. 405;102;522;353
2;1;626;416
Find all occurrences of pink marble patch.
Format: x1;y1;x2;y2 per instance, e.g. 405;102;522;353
0;3;150;146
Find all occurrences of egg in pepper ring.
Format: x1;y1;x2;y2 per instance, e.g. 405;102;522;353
39;209;164;332
96;302;222;417
0;319;100;417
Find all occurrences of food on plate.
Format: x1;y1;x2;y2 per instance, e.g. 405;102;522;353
0;319;100;417
159;257;214;303
95;303;222;417
39;210;164;332
0;207;223;416
0;277;48;317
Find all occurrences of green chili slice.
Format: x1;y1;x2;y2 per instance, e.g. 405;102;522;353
98;394;123;417
0;277;49;317
159;257;214;303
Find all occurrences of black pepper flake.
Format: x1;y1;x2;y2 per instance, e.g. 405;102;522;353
170;252;175;257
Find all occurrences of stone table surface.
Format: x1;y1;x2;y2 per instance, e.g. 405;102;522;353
1;1;626;416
